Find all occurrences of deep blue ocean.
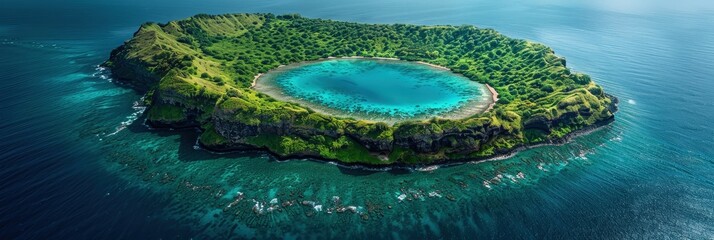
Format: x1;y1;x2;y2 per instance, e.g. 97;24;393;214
1;0;713;238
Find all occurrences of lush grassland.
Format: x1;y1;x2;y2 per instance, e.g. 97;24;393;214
107;13;616;165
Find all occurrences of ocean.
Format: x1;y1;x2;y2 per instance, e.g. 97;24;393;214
1;0;713;238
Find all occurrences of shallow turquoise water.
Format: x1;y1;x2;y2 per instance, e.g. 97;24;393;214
256;59;489;121
1;0;714;239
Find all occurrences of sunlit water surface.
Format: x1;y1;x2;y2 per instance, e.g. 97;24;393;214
1;0;713;238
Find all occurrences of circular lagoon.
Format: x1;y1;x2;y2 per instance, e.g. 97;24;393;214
254;58;494;122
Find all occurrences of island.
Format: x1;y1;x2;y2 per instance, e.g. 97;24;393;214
105;13;618;166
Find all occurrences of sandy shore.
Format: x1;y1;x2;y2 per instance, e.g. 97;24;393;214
250;73;262;88
371;57;400;60
485;84;499;112
416;61;450;71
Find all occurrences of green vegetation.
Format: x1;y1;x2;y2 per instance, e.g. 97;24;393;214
146;103;186;123
108;13;617;165
196;124;227;146
244;134;385;164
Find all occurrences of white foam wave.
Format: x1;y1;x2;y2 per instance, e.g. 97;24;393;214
92;65;113;82
416;165;439;172
106;98;146;137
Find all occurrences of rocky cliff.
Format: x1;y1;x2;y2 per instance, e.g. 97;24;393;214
106;13;618;165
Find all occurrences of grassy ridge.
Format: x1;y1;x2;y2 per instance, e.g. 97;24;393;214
108;13;616;165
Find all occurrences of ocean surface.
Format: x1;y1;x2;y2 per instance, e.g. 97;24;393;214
256;59;490;122
1;0;713;238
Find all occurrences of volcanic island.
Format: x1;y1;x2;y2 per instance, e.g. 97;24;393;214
106;13;617;166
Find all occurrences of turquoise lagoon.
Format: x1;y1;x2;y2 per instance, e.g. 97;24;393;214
255;58;492;122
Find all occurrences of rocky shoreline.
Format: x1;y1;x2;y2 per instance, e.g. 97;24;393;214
138;104;617;171
137;93;618;169
106;13;619;165
195;100;617;169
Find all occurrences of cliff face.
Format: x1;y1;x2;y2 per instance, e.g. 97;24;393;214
207;96;616;163
107;22;224;128
212;107;340;142
107;45;162;91
210;106;503;155
106;13;618;165
108;49;207;128
393;124;504;154
347;133;393;153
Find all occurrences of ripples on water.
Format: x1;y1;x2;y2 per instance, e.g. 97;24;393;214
1;0;713;238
